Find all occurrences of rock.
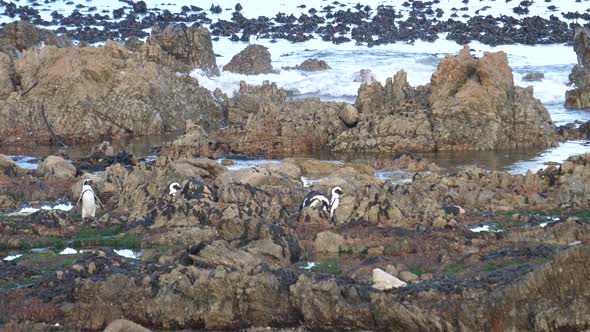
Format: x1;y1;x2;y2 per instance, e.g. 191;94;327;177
89;141;115;157
313;231;344;253
218;81;349;156
283;58;331;72
0;52;15;99
372;268;407;290
0;41;224;146
395;263;409;273
574;26;590;67
223;44;273;75
147;24;219;76
124;36;144;51
284;158;341;176
220;159;234;166
522;72;544;82
565;27;590;109
215;162;300;188
160;121;225;159
103;319;151;332
0;20;72;58
0;154;17;177
0;194;17;211
420;273;433;281
169;158;227;179
385;264;398;277
338;104;359;127
333;46;559;153
37;156;76;179
352;69;377;84
398;270;419;283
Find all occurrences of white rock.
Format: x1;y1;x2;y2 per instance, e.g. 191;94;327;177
372;268;407;290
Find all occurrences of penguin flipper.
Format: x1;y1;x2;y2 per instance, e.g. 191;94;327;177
93;193;104;208
75;194;83;211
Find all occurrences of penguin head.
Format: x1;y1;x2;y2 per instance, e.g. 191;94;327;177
332;186;343;197
83;179;93;187
169;182;182;195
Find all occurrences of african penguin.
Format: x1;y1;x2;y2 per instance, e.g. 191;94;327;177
329;186;343;218
302;190;331;212
76;179;99;220
168;182;182;196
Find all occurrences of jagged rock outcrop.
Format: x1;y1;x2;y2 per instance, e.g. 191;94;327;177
146;24;219;76
565;27;590;109
0;41;224;146
282;58;331;72
159;120;227;159
332;46;559;152
0;20;72;58
223;44;273;75
216;81;350;156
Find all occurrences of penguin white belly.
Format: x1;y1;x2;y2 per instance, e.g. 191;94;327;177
330;199;339;218
81;190;96;219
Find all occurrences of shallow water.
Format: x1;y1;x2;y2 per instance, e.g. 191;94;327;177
5;201;74;216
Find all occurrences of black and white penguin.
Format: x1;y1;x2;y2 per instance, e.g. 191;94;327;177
329;186;343;218
302;190;331;212
168;182;182;196
76;179;102;220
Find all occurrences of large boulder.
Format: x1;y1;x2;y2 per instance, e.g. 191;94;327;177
332;46;559;152
283;58;331;72
0;154;17;177
147;24;219;76
429;46;557;150
223;44;273;75
0;20;72;58
0;41;224;146
565;27;590;109
37;155;76;180
103;319;151;332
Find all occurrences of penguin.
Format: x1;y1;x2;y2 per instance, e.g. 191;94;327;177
168;182;182;196
75;179;102;220
302;190;331;212
329;186;343;219
301;187;344;220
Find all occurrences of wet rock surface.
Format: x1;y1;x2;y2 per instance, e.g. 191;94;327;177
566;27;590;109
222;44;273;75
0;152;589;330
0;22;224;147
0;2;589;330
332;47;559;153
282;58;332;72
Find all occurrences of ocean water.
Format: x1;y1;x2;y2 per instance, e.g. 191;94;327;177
1;0;590;174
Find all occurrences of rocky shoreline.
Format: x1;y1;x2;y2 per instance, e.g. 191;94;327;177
0;150;589;330
0;0;580;46
1;5;590;331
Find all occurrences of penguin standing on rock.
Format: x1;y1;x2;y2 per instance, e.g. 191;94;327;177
75;179;102;220
168;182;182;196
302;186;344;220
329;186;343;219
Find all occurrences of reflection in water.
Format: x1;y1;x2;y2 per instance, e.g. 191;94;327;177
507;140;590;174
0;131;182;159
